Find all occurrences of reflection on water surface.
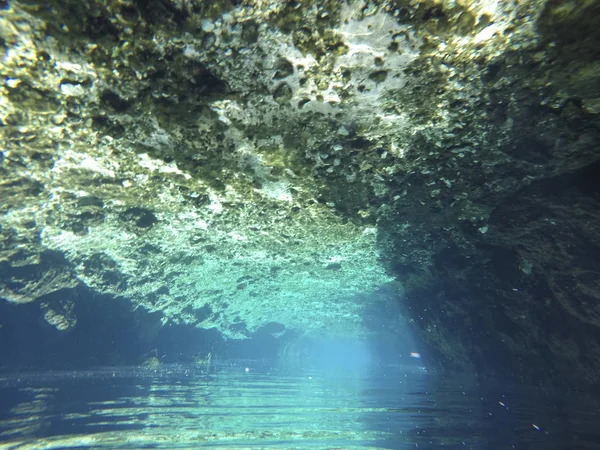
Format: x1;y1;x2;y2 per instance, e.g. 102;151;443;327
0;362;598;449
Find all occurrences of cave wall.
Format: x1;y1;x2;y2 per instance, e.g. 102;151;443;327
375;0;600;386
1;0;599;386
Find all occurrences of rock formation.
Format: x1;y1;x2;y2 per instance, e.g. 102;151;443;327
1;0;599;386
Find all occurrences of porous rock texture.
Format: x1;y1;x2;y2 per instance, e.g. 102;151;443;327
1;0;599;386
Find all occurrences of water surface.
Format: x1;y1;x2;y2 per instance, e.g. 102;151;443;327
0;362;598;449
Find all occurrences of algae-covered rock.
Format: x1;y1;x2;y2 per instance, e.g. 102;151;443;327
1;0;398;340
1;0;600;386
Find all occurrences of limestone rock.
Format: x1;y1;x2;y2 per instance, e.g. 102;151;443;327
1;0;599;386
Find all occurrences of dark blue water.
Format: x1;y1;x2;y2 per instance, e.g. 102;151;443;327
0;362;598;449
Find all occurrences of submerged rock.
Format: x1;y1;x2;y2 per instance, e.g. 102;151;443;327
1;0;599;386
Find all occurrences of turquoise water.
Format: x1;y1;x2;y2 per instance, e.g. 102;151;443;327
0;362;598;449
